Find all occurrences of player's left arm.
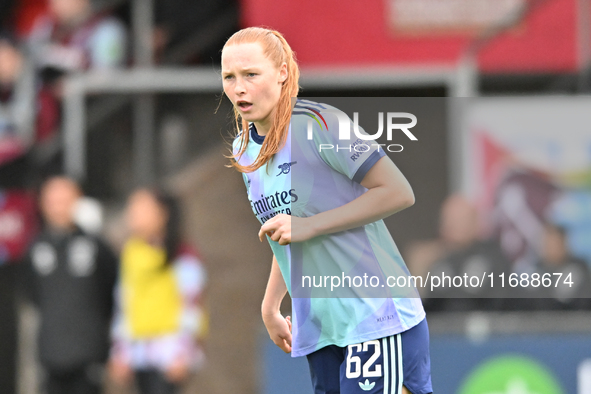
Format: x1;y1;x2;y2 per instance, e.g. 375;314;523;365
259;156;414;245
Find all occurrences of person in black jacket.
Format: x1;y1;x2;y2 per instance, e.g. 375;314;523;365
421;195;512;312
21;176;118;394
527;222;591;310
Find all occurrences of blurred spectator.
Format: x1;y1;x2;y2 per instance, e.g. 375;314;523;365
0;31;49;394
0;32;59;187
27;0;126;91
0;33;36;164
0;182;39;390
527;222;591;310
109;189;206;394
415;195;511;312
20;176;118;394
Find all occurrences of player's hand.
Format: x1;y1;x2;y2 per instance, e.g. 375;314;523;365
258;214;316;244
259;214;291;244
166;357;190;383
262;312;292;353
108;357;133;386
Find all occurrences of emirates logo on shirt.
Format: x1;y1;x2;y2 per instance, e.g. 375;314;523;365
249;189;298;223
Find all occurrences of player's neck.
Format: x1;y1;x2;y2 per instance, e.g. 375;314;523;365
253;118;271;136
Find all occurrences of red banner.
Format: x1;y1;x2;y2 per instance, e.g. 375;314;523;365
242;0;581;73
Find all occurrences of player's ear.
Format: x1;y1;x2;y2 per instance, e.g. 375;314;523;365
278;62;288;84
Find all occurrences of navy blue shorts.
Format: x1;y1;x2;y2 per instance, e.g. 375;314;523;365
306;318;432;394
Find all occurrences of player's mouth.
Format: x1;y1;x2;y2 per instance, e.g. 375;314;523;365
237;100;253;112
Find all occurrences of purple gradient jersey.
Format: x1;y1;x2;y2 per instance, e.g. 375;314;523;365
234;99;425;357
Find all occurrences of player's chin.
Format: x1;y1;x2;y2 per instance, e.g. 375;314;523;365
238;110;258;123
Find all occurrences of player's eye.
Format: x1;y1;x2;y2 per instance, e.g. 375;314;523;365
223;74;234;81
246;72;257;77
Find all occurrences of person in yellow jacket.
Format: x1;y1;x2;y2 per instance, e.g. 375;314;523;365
108;189;207;394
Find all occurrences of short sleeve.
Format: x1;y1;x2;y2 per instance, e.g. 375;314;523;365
302;106;386;183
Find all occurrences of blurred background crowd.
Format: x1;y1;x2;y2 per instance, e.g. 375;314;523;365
0;0;590;393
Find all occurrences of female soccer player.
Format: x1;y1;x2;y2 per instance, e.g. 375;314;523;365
221;27;432;394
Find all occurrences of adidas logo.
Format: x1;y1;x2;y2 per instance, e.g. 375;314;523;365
359;379;375;391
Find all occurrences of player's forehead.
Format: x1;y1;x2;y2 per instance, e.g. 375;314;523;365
221;42;273;71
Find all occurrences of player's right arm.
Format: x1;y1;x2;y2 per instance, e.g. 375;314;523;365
261;255;292;353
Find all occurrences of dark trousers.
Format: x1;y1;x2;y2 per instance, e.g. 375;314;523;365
45;368;102;394
0;264;17;394
136;370;178;394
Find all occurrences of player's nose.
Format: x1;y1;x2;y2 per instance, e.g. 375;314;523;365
234;77;246;95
